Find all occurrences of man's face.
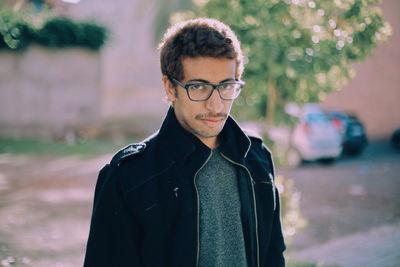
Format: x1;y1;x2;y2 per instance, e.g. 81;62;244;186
164;57;237;148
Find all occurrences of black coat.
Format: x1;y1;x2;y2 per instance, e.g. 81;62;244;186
84;108;286;267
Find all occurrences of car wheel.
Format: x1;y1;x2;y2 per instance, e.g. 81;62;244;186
344;147;363;156
319;158;335;165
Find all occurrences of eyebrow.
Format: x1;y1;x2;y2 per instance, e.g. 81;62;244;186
187;78;236;84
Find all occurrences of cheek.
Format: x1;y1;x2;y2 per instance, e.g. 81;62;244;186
224;101;234;112
175;96;197;117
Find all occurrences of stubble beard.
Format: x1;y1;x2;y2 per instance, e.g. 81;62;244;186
184;113;228;139
172;90;229;139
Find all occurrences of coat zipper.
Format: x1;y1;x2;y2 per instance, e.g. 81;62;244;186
220;153;260;267
193;150;213;267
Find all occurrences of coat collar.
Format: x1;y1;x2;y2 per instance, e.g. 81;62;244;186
113;107;252;192
157;107;251;164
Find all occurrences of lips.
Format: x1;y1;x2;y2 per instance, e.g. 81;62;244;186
195;113;227;128
201;118;224;127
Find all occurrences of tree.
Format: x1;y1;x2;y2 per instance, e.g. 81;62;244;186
175;0;391;124
169;0;392;243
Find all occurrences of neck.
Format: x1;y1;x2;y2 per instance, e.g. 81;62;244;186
199;136;219;150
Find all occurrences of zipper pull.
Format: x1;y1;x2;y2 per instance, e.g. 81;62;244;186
268;173;275;188
268;172;274;180
173;187;179;198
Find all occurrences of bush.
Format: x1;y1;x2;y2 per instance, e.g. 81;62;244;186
0;22;35;50
35;17;107;50
0;11;108;51
35;17;81;48
77;22;108;50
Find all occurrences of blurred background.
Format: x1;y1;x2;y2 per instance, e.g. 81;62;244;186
0;0;399;266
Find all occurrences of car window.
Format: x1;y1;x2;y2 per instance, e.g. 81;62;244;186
306;113;330;124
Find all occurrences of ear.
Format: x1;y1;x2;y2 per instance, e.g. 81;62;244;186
163;75;177;103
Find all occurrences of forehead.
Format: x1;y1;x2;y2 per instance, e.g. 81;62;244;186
182;57;236;82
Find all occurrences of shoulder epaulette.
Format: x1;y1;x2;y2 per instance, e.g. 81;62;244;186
111;143;146;166
243;128;263;143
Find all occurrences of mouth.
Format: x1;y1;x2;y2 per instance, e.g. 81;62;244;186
200;118;224;127
196;113;228;128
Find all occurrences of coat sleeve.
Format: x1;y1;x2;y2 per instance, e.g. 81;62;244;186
264;186;286;266
83;164;143;267
263;146;286;267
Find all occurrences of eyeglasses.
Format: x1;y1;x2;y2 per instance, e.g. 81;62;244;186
170;77;244;101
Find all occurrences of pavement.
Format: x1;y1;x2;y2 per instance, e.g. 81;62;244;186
0;153;110;267
0;141;399;266
288;222;400;267
285;141;400;267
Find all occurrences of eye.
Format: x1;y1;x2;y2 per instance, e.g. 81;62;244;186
220;84;235;90
188;84;207;91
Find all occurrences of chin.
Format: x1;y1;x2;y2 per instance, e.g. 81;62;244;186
200;128;223;138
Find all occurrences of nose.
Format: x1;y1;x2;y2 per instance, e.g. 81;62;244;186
205;88;224;113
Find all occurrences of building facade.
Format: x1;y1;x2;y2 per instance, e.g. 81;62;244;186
321;0;400;140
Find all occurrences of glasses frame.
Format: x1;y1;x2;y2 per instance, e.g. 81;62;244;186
170;77;244;102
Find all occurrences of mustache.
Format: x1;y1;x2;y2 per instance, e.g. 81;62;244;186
195;113;228;120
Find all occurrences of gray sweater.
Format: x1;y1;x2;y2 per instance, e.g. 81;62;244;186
196;147;248;267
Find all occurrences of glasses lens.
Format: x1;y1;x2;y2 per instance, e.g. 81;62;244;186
187;84;213;100
187;82;243;101
219;83;242;100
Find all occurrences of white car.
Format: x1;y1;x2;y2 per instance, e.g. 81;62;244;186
243;103;342;167
290;104;342;164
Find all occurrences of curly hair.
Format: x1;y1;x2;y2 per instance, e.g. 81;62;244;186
158;18;244;83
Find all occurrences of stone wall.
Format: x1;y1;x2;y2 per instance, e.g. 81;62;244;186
67;0;167;121
0;46;101;137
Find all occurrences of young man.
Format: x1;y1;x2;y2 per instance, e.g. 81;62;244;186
84;18;285;267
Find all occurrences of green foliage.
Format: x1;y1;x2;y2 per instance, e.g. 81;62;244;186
36;17;107;50
0;21;34;50
0;8;108;51
36;17;80;48
185;0;392;124
78;22;108;50
0;8;35;50
169;0;393;244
